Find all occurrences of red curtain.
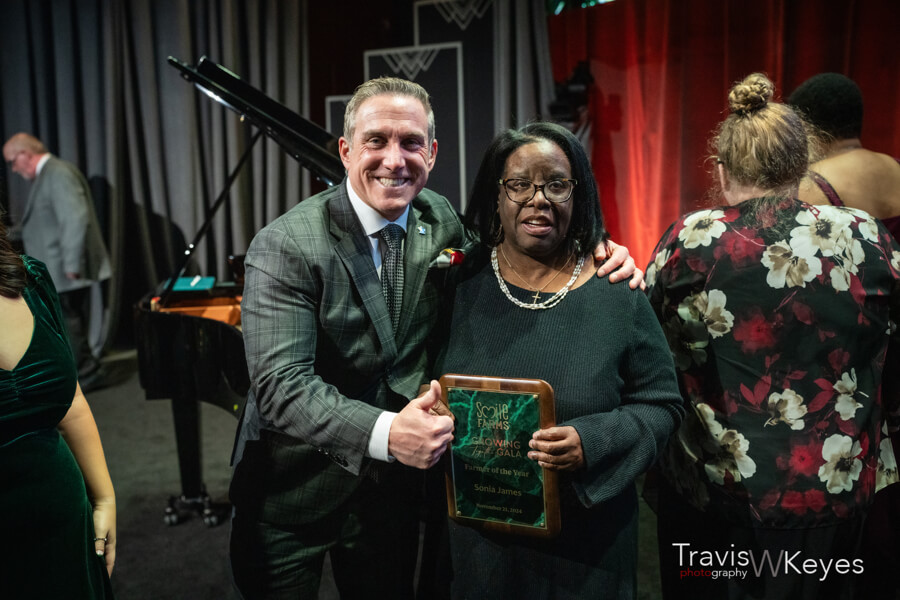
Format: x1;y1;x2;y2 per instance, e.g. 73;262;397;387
548;0;900;267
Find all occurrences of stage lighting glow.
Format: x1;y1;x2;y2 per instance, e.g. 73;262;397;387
557;0;617;13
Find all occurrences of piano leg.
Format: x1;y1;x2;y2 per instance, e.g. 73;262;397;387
171;396;203;497
164;397;228;527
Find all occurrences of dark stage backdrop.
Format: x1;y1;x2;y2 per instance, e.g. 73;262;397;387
0;0;314;350
548;0;900;267
0;0;553;349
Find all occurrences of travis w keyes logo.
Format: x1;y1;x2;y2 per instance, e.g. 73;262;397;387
673;543;863;581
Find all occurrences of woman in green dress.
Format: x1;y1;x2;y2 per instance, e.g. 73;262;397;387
0;215;116;598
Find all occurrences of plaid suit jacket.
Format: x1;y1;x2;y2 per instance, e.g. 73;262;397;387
230;181;466;525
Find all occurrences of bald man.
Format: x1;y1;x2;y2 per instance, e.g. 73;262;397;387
3;133;111;387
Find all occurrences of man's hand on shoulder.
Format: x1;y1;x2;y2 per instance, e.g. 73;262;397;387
593;239;645;290
388;380;453;469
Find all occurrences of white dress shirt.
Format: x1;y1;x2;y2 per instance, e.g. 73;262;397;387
345;180;409;463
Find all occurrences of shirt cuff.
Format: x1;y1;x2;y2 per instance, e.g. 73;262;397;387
367;411;398;462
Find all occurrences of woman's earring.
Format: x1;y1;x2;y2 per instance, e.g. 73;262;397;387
491;211;504;245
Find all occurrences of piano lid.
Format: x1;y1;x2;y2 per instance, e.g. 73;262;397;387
168;55;346;186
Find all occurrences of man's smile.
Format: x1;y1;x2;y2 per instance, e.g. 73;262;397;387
376;177;409;187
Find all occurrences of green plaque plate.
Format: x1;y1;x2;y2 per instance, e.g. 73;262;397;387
440;374;560;538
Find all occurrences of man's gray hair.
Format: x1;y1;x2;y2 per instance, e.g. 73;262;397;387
343;77;435;144
4;132;47;155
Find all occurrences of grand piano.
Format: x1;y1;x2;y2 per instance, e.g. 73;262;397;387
134;56;345;525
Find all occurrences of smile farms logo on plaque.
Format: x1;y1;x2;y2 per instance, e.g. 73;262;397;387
440;374;560;538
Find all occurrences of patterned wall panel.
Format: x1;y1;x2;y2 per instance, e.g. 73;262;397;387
365;42;465;209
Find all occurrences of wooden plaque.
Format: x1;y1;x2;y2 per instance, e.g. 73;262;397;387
440;374;560;538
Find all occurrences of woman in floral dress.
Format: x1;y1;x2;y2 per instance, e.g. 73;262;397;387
647;73;900;599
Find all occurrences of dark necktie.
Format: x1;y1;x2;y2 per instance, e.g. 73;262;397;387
379;224;404;332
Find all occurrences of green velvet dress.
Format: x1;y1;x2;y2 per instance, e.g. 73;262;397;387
0;256;113;599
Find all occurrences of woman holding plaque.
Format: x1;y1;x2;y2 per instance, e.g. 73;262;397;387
646;73;900;599
436;121;683;599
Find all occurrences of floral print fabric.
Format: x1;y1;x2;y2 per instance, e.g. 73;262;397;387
647;198;900;527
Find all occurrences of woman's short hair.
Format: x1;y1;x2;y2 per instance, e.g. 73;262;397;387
0;215;26;298
788;72;863;140
712;73;811;194
465;121;606;256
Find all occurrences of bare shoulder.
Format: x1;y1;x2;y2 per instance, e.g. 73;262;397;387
0;295;34;371
809;150;900;218
797;175;830;206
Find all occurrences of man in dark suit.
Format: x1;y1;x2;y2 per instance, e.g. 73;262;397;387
2;133;111;387
229;77;639;599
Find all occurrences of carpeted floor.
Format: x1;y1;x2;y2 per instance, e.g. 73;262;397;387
88;350;662;599
88;350;241;599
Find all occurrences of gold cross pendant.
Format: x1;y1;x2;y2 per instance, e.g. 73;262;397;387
531;290;542;304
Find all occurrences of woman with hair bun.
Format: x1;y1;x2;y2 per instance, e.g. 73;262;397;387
646;73;900;599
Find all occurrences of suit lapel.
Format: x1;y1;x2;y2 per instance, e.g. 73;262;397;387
328;188;397;357
20;163;46;224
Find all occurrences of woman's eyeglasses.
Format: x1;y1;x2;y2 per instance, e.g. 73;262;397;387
498;178;577;204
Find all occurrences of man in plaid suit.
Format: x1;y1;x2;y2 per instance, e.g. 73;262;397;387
229;77;638;599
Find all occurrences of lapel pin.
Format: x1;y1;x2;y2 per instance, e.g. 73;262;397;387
417;225;426;235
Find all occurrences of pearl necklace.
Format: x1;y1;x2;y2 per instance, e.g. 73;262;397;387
491;246;584;310
499;244;572;300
